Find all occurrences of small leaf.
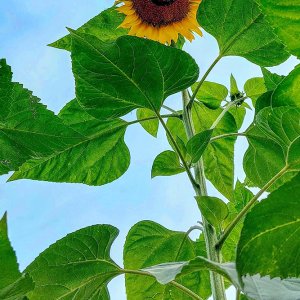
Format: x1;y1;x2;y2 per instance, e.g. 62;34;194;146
186;129;213;163
261;68;285;91
244;77;267;105
0;274;34;300
198;0;289;66
0;213;20;289
151;150;185;178
136;108;159;137
70;32;199;119
124;221;211;299
191;81;228;109
237;173;300;279
196;196;229;229
26;225;122;299
230;75;240;97
256;0;300;59
49;7;127;51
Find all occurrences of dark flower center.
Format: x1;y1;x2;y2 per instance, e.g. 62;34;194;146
132;0;190;26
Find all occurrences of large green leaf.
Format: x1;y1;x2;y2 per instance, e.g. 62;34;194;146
0;59;81;176
70;32;199;119
270;65;300;108
26;225;122;300
244;106;300;189
124;221;211;300
10;99;130;186
256;0;300;58
244;77;267;105
192;103;237;200
136;108;159;137
0;213;20;290
237;173;300;279
191;81;228;109
49;7;127;51
261;68;285;91
198;0;289;66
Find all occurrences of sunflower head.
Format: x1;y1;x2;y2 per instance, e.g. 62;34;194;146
116;0;202;45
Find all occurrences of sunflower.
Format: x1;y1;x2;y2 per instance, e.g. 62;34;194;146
116;0;202;45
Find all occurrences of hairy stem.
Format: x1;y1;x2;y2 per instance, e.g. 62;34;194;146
127;113;181;126
123;269;203;300
182;90;227;300
210;132;246;143
216;165;290;249
188;55;222;109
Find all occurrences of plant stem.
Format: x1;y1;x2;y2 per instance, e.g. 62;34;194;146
162;104;178;114
182;90;227;300
156;112;200;190
123;269;203;300
188;55;222;109
210;132;246;143
236;289;241;300
215;164;290;250
127;113;181;126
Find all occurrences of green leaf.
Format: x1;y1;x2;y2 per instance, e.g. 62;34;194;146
186;130;213;163
242;275;300;300
270;65;300;108
230;74;240;97
196;196;228;229
198;0;289;66
10;99;130;186
49;7;127;51
136;108;159;137
256;0;300;59
261;68;285;91
244;106;300;189
0;59;81;176
70;32;199;119
124;221;211;300
166;116;188;146
0;213;20;289
244;77;267;105
26;224;122;300
191;81;228;109
192;103;238;200
0;274;34;300
237;173;300;279
228;105;247;130
151;150;185;178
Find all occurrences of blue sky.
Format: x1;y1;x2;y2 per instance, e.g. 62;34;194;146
0;1;298;299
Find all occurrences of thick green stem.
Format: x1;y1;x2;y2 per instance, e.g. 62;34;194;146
182;90;227;300
216;164;290;250
123;269;203;300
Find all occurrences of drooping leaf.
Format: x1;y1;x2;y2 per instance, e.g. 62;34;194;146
191;81;228;109
124;221;211;300
196;196;228;230
186;129;213;163
192;102;238;200
244;77;267;105
261;68;285;91
0;59;82;176
49;7;127;51
70;31;199;119
0;213;20;289
237;173;300;279
136;108;159;137
270;65;300;108
256;0;300;59
198;0;289;66
26;225;122;300
151;150;185;178
244;106;300;190
0;274;34;300
10;99;131;186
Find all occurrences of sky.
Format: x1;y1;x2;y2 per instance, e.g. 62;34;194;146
0;1;298;299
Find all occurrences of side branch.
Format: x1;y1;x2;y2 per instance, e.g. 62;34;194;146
215;165;290;249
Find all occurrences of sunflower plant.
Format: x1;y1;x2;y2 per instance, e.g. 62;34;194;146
1;0;300;299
